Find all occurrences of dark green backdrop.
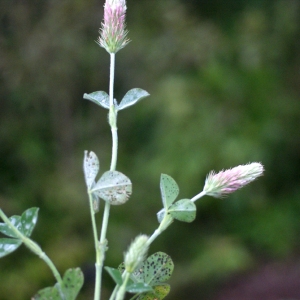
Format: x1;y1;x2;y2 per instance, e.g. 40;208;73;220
1;0;300;299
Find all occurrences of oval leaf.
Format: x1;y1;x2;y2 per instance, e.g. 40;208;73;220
105;267;123;286
126;282;153;294
118;88;150;110
92;171;132;205
169;199;196;223
160;174;179;209
83;151;100;189
33;268;84;300
20;207;39;237
137;284;170;300
83;91;110;109
33;286;61;300
132;266;145;283
61;268;84;300
0;238;22;258
142;252;174;285
0;215;22;238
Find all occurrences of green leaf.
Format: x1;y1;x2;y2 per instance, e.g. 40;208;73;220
92;171;132;205
156;208;165;223
0;208;38;238
168;199;196;223
20;207;39;237
61;268;84;300
83;91;110;109
118;262;125;273
122;253;173;300
0;208;38;258
126;282;153;294
105;267;123;285
130;267;144;283
0;238;22;258
0;215;22;238
32;286;61;300
160;174;179;209
33;268;84;300
142;252;174;285
83;151;100;189
118;88;150;110
136;284;170;300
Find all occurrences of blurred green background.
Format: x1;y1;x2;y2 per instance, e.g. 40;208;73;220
1;0;300;299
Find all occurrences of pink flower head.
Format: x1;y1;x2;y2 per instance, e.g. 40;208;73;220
203;162;264;198
98;0;129;53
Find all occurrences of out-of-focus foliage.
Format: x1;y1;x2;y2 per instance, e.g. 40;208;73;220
0;0;300;299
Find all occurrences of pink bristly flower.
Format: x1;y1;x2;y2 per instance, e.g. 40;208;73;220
203;162;264;198
98;0;130;53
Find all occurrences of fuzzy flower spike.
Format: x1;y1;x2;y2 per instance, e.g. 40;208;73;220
203;162;264;199
98;0;130;53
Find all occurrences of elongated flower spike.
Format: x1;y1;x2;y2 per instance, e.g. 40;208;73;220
124;235;149;273
203;162;264;198
98;0;130;53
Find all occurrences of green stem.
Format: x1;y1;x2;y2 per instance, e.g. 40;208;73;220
109;53;118;171
0;209;63;288
115;271;131;300
95;53;118;300
190;190;206;202
109;53;115;108
88;192;102;300
88;193;100;253
109;214;172;300
129;294;139;300
147;191;205;246
147;214;174;245
109;285;118;300
110;126;118;171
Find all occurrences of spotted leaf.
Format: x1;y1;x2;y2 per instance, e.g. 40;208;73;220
141;252;174;285
83;151;99;190
136;284;170;300
168;199;196;223
160;174;179;209
92;171;132;205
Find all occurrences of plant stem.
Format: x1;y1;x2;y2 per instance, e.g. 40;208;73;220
95;53;118;300
147;192;205;246
109;285;118;300
0;209;64;288
190;190;206;202
109;53;115;108
109;53;118;171
110;126;118;171
115;271;131;300
147;214;174;245
88;192;101;300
